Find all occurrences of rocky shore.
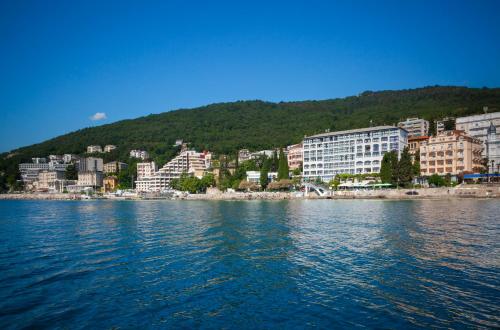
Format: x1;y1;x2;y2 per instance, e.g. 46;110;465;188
1;184;499;201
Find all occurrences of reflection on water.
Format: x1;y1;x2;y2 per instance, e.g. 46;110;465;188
0;199;498;328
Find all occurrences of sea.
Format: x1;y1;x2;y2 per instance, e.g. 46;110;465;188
0;199;498;329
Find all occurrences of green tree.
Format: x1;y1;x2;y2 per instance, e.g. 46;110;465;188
413;151;421;177
199;173;215;192
390;151;399;186
65;164;78;180
260;158;271;189
398;147;413;187
271;150;279;172
380;152;393;184
443;118;456;131
428;118;436;136
277;148;289;180
428;174;446;187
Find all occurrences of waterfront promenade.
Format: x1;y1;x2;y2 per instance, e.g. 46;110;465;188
1;184;499;200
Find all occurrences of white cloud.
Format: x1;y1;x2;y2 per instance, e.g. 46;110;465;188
90;112;107;121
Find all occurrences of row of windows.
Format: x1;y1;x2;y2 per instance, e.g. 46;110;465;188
304;135;402;149
303;129;402;144
304;167;381;176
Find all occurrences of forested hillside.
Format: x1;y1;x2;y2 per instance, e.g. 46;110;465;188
1;86;499;190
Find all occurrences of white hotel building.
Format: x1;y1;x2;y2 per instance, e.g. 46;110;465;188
302;126;408;182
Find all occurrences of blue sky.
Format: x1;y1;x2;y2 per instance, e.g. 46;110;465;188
1;0;499;152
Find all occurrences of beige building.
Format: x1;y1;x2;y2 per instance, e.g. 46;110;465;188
103;176;119;192
136;162;157;180
420;130;483;176
104;145;117;153
407;136;429;162
87;145;102;153
287;143;303;170
398;118;429;137
104;161;128;174
238;149;251;163
37;170;65;192
136;150;212;192
78;171;104;187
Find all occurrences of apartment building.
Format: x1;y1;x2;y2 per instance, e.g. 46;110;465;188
456;111;500;156
287;143;303;170
87;145;102;153
77;171;104;187
135;172;172;193
238;149;251;163
103;176;119;192
78;157;104;172
63;154;79;164
136;162;157;180
419;130;483;176
103;161;128;174
407;136;429;162
130;149;150;160
104;145;117;153
486;123;500;167
398;118;429;137
19;158;68;186
436;117;455;134
302;126;408;182
158;150;211;179
136;150;212;192
246;171;278;185
36;170;65;192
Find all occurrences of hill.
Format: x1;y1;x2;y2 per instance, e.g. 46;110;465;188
1;85;500;190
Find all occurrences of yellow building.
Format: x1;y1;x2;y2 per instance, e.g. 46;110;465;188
103;176;118;192
420;130;483;176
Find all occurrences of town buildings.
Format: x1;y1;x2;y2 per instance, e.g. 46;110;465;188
130;149;150;160
136;162;157;180
419;130;483;176
436;117;455;134
397;118;429;137
103;176;119;192
246;171;278;185
75;157;104;189
87;145;103;153
407;136;429;161
36;170;65;192
287;143;303;170
485;123;500;168
302;126;408;182
250;150;275;159
19;157;68;187
63;154;79;164
238;149;251;163
455;111;500;157
135;150;212;192
77;171;104;188
104;145;117;153
103;161;128;174
78;157;103;172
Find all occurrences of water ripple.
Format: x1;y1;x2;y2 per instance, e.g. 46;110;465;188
0;199;498;329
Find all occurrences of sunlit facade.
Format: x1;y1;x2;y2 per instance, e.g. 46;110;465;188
302;126;408;182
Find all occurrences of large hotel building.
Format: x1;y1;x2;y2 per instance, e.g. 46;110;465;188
302;126;408;182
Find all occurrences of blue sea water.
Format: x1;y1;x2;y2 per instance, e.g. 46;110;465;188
0;199;498;329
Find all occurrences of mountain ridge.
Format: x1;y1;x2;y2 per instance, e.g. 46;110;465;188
2;85;500;174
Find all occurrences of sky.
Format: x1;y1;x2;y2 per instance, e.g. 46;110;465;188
1;0;499;152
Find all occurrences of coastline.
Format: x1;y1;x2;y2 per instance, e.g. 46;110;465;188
1;184;499;201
